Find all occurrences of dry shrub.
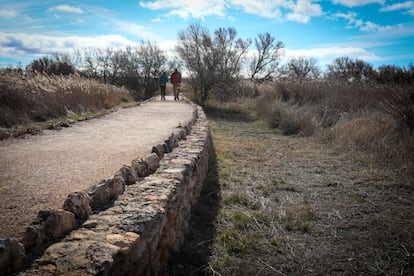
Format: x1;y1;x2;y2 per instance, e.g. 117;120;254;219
257;84;315;136
263;100;315;136
274;81;327;105
377;84;414;136
327;111;414;170
270;81;375;114
330;112;395;150
255;80;414;169
0;72;133;128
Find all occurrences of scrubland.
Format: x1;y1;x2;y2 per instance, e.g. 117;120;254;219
169;81;414;275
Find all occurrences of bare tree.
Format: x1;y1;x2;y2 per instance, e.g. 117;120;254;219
97;48;113;84
214;27;251;82
249;32;284;81
80;47;100;79
176;23;217;105
283;57;321;81
136;41;166;98
176;23;250;105
72;42;165;100
327;56;375;82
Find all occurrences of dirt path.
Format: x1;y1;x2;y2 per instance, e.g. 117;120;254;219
0;96;194;240
168;111;414;275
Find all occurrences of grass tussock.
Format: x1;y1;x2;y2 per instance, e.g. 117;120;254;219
0;72;134;128
256;81;414;171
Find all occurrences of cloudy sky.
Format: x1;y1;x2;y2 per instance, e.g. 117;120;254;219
0;0;413;69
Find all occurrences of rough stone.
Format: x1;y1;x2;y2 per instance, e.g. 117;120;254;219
22;208;76;251
31;229;119;275
0;238;25;273
63;191;92;220
88;174;126;210
175;128;187;140
152;144;165;159
0;128;11;140
118;164;138;185
105;232;140;253
163;134;180;153
146;152;160;174
167;134;179;149
131;157;149;177
183;125;191;135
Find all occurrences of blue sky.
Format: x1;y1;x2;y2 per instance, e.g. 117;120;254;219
0;0;413;70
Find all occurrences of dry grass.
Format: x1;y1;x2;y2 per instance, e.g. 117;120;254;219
167;98;414;275
0;72;134;128
256;81;414;172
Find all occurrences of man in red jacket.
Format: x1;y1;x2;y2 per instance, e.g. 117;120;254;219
170;68;182;101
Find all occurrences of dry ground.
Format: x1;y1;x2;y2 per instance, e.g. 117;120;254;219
168;106;414;275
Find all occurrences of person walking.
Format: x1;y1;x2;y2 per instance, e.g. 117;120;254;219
170;68;182;101
159;71;168;100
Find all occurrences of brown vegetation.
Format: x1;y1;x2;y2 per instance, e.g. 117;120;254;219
168;97;414;275
256;81;414;171
0;72;134;129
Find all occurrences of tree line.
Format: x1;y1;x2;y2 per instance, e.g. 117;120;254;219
2;23;413;104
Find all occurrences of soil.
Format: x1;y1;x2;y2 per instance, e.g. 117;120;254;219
168;107;414;275
0;96;194;240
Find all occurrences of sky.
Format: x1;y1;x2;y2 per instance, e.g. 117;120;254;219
0;0;413;70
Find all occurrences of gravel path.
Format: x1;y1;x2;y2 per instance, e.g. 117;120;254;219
0;96;195;240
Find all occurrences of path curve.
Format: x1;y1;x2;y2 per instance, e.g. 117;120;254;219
0;96;195;239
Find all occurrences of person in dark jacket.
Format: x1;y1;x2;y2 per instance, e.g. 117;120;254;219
159;71;168;100
170;69;182;100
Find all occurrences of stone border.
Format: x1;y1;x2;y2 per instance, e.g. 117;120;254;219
1;99;211;275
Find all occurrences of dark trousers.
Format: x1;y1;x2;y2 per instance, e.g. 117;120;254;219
173;83;180;100
160;85;166;100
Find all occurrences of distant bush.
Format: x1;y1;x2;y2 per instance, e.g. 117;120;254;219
256;98;314;136
377;84;414;136
256;83;317;136
0;72;133;128
27;55;75;76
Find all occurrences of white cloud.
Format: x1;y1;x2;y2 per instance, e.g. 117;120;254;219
286;0;323;23
380;1;413;11
140;0;226;19
332;0;384;7
229;0;283;19
0;9;17;18
286;12;307;23
230;0;323;22
284;46;380;66
380;1;414;15
113;21;157;40
0;32;138;59
290;0;323;16
140;0;322;23
332;11;393;32
360;21;392;32
50;5;85;14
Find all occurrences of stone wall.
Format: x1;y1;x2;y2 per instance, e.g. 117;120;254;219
0;102;212;275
